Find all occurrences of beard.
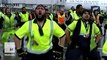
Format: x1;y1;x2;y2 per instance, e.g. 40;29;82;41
36;14;45;21
22;11;26;14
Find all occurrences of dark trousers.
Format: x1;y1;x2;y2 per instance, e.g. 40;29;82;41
52;36;63;60
65;47;101;60
65;48;81;60
21;50;53;60
102;56;107;60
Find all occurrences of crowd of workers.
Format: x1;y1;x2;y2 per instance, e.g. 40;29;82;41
0;4;107;60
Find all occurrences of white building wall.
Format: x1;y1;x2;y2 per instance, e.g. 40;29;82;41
8;0;58;4
0;0;2;4
65;0;107;11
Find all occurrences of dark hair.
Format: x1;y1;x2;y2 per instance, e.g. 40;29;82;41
76;4;82;9
5;7;10;12
93;10;99;14
36;4;46;10
22;7;26;10
82;9;91;15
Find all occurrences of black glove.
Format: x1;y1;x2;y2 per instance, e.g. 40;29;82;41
17;48;27;57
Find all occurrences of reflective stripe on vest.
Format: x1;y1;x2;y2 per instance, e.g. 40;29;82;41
19;12;29;22
69;9;74;19
27;19;53;54
49;13;53;20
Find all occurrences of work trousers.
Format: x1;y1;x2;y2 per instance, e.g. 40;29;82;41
65;47;101;60
21;50;54;60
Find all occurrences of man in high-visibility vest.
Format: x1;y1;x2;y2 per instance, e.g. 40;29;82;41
19;7;29;27
55;7;67;30
70;4;83;21
65;9;101;60
14;4;65;60
0;7;17;48
92;10;102;35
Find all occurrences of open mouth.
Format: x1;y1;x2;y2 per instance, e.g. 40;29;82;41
38;15;42;18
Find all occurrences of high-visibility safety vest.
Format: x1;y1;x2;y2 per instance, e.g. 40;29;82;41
15;19;65;54
0;12;4;18
3;13;16;31
73;11;81;20
69;9;74;18
2;13;16;45
19;12;29;22
57;13;65;25
102;39;107;54
68;20;101;51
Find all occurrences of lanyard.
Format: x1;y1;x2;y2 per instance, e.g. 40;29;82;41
85;22;89;32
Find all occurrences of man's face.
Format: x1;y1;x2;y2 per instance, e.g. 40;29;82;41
46;10;49;17
6;8;11;14
22;8;26;12
60;8;64;15
82;11;90;20
35;6;46;17
77;6;83;14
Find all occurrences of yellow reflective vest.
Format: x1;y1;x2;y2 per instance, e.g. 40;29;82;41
69;9;74;18
19;12;29;22
3;13;16;31
15;19;65;54
73;11;81;20
68;20;100;51
102;39;107;54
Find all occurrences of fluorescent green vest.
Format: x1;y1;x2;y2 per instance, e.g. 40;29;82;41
102;39;107;54
2;13;16;45
69;9;74;18
73;11;81;20
3;13;16;31
19;12;29;22
0;12;4;18
68;20;100;51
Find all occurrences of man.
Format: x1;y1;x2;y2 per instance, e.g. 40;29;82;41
65;9;101;60
51;7;67;60
14;4;65;60
72;4;83;21
19;7;29;27
55;7;66;30
0;7;16;46
92;10;102;35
